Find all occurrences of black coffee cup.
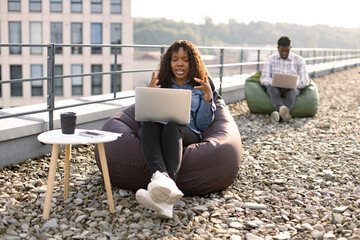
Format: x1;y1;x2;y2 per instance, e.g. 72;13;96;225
60;112;77;134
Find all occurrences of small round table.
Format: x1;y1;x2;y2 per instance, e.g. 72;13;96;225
37;129;121;220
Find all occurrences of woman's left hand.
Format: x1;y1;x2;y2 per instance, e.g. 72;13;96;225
194;73;212;102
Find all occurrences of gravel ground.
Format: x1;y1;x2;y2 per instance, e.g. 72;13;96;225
1;67;360;240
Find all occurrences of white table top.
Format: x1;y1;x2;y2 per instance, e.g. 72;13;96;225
38;129;122;145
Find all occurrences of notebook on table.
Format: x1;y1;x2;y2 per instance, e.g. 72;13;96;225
271;73;299;89
135;87;191;124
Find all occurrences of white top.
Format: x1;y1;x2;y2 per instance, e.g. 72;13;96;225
38;129;122;145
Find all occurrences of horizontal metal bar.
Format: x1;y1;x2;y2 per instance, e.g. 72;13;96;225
0;95;135;120
0;76;48;84
0;108;49;119
55;69;156;79
1;43;360;52
207;61;266;68
52;95;135;111
0;43;50;47
57;43;165;49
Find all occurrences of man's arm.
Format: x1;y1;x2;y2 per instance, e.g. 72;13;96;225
297;57;309;88
260;57;272;86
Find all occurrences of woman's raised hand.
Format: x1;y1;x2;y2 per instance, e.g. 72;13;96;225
194;73;212;102
148;70;161;88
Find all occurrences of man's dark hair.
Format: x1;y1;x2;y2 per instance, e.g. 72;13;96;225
277;36;291;47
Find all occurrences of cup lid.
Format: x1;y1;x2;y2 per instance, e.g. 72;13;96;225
60;112;77;117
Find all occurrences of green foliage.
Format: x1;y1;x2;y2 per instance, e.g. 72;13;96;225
134;18;360;49
134;18;201;45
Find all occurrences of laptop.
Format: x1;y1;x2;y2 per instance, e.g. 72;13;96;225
135;87;191;124
271;73;299;89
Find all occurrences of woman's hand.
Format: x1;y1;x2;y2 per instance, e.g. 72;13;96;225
194;73;212;102
148;70;161;88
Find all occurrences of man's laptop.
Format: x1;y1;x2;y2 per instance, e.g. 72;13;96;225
135;87;191;124
271;73;299;89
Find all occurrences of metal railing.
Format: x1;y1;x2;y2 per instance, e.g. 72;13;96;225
1;43;360;130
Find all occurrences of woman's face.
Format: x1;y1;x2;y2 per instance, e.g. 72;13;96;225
170;47;190;84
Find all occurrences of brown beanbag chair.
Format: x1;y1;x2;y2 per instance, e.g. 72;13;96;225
95;91;242;196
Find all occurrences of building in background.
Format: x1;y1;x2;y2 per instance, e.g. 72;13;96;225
0;0;133;108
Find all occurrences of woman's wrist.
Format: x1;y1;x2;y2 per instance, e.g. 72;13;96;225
203;92;212;102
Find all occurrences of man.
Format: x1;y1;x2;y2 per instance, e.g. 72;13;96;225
260;36;309;122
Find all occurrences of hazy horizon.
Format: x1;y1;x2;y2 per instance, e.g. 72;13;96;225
132;0;360;29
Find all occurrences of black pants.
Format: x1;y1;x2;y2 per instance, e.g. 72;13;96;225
265;86;300;112
138;122;200;180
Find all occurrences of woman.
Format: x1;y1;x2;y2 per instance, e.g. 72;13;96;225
136;40;216;218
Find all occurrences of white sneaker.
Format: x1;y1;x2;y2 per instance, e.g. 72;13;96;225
135;189;173;218
279;106;292;122
270;111;280;122
148;171;183;204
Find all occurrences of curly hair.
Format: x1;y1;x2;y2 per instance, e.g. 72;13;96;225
156;40;207;88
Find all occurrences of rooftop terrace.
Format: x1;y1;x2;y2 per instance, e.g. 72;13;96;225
0;66;359;239
1;43;360;167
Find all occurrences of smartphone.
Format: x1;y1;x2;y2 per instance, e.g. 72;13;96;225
78;131;105;138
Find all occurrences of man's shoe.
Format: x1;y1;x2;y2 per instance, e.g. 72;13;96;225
270;111;280;122
279;106;292;122
135;189;173;218
148;171;183;204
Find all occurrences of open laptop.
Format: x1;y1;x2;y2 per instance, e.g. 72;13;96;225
271;73;299;89
135;87;191;124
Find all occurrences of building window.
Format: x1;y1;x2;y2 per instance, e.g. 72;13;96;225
91;65;102;95
71;0;82;13
50;0;62;12
8;0;21;12
111;23;122;54
71;64;83;95
111;0;121;14
30;22;42;54
111;64;121;92
10;65;22;97
31;64;43;96
29;0;42;12
54;65;63;96
91;23;102;54
51;22;62;54
71;23;82;54
9;22;21;54
91;0;102;13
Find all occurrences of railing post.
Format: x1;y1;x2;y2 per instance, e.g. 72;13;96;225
344;50;348;70
339;50;342;61
313;50;316;65
240;49;244;75
113;48;118;98
312;50;316;78
332;50;335;73
47;43;55;130
257;49;261;71
219;48;224;96
160;45;165;58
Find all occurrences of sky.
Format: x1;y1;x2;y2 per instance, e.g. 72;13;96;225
131;0;359;29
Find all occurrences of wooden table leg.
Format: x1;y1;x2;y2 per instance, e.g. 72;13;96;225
63;144;72;199
97;143;115;213
43;144;60;220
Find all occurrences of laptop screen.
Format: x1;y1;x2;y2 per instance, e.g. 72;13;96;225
135;87;191;124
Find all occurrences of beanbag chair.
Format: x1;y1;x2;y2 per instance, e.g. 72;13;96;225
95;91;242;196
244;71;319;117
